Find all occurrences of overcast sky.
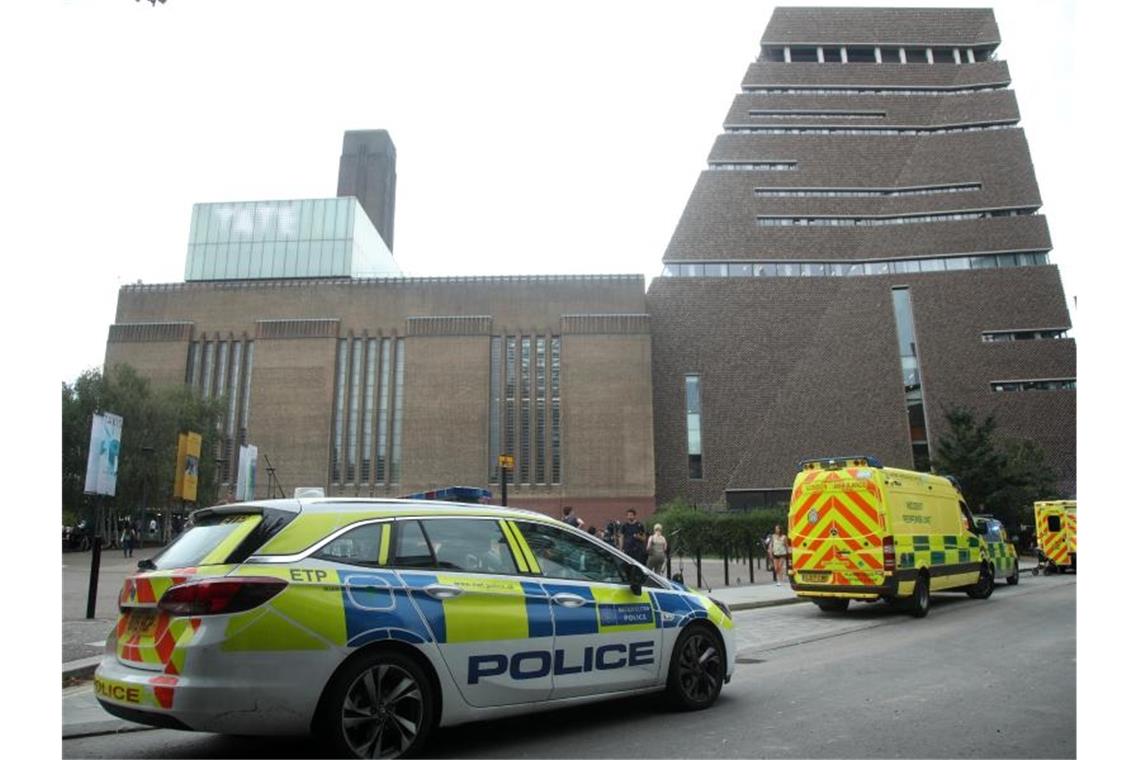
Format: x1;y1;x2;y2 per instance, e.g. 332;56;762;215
12;0;1082;383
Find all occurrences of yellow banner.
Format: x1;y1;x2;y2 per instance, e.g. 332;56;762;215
173;431;202;502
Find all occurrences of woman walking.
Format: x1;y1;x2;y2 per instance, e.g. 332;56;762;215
770;524;789;586
646;524;668;574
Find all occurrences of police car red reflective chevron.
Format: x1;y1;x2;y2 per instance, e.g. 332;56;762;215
94;498;735;758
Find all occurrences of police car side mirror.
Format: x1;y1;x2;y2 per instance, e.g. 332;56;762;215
624;563;646;595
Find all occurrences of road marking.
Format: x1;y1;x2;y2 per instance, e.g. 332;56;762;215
86;641;105;647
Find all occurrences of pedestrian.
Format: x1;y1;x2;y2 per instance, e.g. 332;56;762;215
764;532;774;571
127;526;137;558
587;525;598;538
771;524;789;586
646;524;668;573
120;525;130;558
619;509;647;562
561;506;585;529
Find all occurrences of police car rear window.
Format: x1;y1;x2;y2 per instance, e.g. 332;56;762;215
150;514;262;569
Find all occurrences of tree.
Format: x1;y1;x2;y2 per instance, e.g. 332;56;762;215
932;406;1061;533
932;406;1007;511
62;364;226;535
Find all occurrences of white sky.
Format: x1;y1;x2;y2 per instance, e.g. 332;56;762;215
6;2;1135;753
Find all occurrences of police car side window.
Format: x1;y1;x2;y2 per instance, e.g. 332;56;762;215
389;520;435;568
419;519;517;574
315;523;382;566
515;522;626;584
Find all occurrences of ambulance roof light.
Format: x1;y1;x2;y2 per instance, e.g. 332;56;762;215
799;455;883;471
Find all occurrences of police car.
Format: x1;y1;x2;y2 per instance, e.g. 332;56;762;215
94;499;735;757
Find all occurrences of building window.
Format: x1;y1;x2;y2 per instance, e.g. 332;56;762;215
505;336;518;485
331;338;348;484
707;161;797;171
726;122;1016;135
185;342;199;386
520;337;532;483
846;46;876;63
742;85;1007;95
488;336;503;482
240;342;254;437
535;337;547;484
346;337;363;484
686;374;703;479
754;182;980;198
361;338;377;484
202;341;215;398
662;251;1048;279
551;337;561;485
749;110;886;119
376;337;392;484
755;207;1036;227
982;329;1069;342
789;46;817;62
389;338;405;483
891;289;930;471
991;378;1076;392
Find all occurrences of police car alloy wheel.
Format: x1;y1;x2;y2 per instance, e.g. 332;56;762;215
666;625;725;711
321;649;436;759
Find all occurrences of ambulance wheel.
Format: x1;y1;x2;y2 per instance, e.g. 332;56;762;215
967;563;995;600
666;624;725;711
319;648;435;759
1006;563;1019;586
814;599;849;614
908;575;930;618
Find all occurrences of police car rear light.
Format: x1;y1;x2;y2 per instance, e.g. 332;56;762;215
882;535;896;573
157;577;287;617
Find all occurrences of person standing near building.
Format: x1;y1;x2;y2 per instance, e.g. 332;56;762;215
620;509;647;563
646;523;668;573
562;506;585;530
120;524;131;558
770;524;789;586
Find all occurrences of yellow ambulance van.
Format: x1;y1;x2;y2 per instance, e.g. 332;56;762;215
1033;500;1076;574
788;456;993;617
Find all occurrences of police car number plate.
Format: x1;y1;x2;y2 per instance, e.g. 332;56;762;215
125;610;158;636
799;571;830;583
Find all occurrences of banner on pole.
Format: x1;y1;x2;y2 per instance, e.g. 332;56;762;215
236;444;258;502
84;412;123;497
172;431;202;502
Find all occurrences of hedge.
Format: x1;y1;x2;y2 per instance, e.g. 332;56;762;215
652;499;789;559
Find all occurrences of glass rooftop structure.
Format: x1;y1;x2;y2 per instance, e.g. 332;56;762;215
185;197;401;281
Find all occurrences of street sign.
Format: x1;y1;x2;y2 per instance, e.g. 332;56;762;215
498;454;515;471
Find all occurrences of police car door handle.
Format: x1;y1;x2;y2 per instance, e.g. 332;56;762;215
422;584;464;600
552;592;588;608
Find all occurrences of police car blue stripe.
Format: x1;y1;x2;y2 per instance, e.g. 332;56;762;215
541;583;599;636
338;570;434;647
520;581;554;638
397;572;447;643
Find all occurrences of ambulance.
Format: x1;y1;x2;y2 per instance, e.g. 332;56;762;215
1034;500;1077;573
93;499;735;758
973;514;1020;585
788;456;994;617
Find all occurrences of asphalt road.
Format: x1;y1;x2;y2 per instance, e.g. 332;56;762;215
63;575;1076;759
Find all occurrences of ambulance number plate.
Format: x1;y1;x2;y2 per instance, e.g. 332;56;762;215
799;571;831;583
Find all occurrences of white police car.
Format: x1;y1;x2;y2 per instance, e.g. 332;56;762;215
94;500;735;757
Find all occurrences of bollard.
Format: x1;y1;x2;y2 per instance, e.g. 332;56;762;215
696;547;703;588
723;552;729;586
748;545;755;583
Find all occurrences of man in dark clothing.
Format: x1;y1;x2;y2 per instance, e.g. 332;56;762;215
619;509;648;563
562;506;584;529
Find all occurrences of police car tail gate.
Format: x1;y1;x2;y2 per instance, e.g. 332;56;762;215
789;456;889;594
112;504;297;673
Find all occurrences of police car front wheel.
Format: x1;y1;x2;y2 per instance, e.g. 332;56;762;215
319;649;436;759
666;625;726;711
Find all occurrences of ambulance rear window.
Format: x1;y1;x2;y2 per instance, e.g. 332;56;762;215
1047;515;1062;532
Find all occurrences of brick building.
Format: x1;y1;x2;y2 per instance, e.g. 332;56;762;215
105;8;1076;521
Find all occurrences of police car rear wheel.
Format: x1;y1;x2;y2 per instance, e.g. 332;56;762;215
322;650;434;759
666;625;725;711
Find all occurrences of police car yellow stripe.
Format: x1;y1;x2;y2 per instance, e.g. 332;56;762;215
506;521;542;574
498;519;529;573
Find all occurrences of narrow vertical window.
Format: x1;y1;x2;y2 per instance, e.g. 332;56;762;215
361;338;377;485
216;340;230;404
240;342;254;434
202;341;215;398
346;337;363;483
550;337;561;484
488;336;503;482
520;336;532;483
390;338;405;483
891;288;931;471
535;336;547;484
686;375;703;479
376;338;392;484
225;341;243;484
505;336;518;484
215;341;231;483
186;342;199;386
331;338;348;483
